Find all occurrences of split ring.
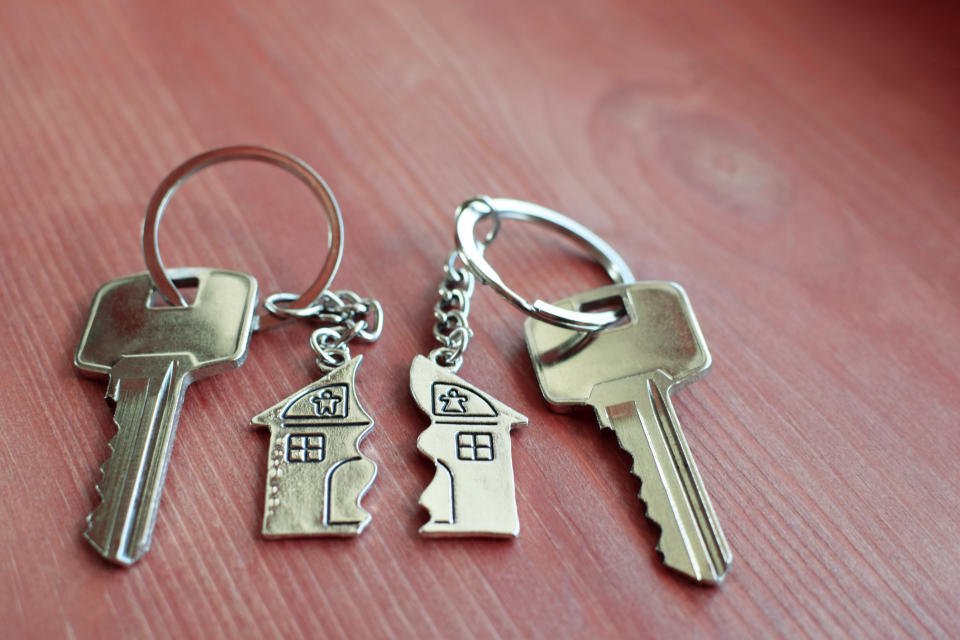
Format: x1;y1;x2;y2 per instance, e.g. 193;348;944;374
142;145;344;331
455;197;635;331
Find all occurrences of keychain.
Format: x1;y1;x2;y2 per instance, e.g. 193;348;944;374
75;146;380;565
455;197;732;584
147;146;382;538
410;246;527;537
253;286;382;537
243;186;381;539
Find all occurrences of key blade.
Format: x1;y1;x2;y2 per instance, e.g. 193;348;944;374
86;356;190;565
592;374;731;584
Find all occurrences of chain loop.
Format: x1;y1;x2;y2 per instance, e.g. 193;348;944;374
267;288;383;373
429;252;476;373
310;327;350;370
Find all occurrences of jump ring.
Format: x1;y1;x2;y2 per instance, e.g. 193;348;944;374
355;299;384;342
264;292;324;319
310;327;343;355
316;347;349;372
429;347;464;374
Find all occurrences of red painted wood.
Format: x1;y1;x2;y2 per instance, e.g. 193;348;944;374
1;0;958;637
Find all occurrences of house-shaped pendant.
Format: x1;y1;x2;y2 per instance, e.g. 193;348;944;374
253;356;376;537
410;355;527;537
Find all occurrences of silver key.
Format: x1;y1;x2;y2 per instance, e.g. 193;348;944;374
75;267;258;565
524;281;732;584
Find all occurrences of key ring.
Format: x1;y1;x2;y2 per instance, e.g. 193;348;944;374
142;145;344;331
454;197;635;331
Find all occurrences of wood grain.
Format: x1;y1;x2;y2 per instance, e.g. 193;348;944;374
1;0;958;637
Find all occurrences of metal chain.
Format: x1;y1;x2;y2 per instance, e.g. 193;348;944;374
429;251;475;373
265;289;383;373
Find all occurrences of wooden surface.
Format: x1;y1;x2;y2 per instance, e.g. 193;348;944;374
1;0;958;637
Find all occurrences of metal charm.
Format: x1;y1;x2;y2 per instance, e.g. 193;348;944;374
253;290;382;538
411;355;526;537
253;357;376;536
411;252;526;537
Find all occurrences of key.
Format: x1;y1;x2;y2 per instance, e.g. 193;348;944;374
524;281;731;584
75;267;258;565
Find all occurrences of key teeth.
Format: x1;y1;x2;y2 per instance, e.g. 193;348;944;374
85;411;141;565
85;409;121;534
626;451;730;585
638;476;689;578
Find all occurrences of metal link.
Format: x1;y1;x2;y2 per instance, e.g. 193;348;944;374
267;288;383;373
429;251;476;373
437;287;470;317
310;327;351;370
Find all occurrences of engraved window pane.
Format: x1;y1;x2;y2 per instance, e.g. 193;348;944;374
455;431;494;462
288;433;324;463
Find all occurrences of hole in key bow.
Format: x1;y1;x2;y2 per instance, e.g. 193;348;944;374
535;295;632;366
148;276;199;307
578;295;629;329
